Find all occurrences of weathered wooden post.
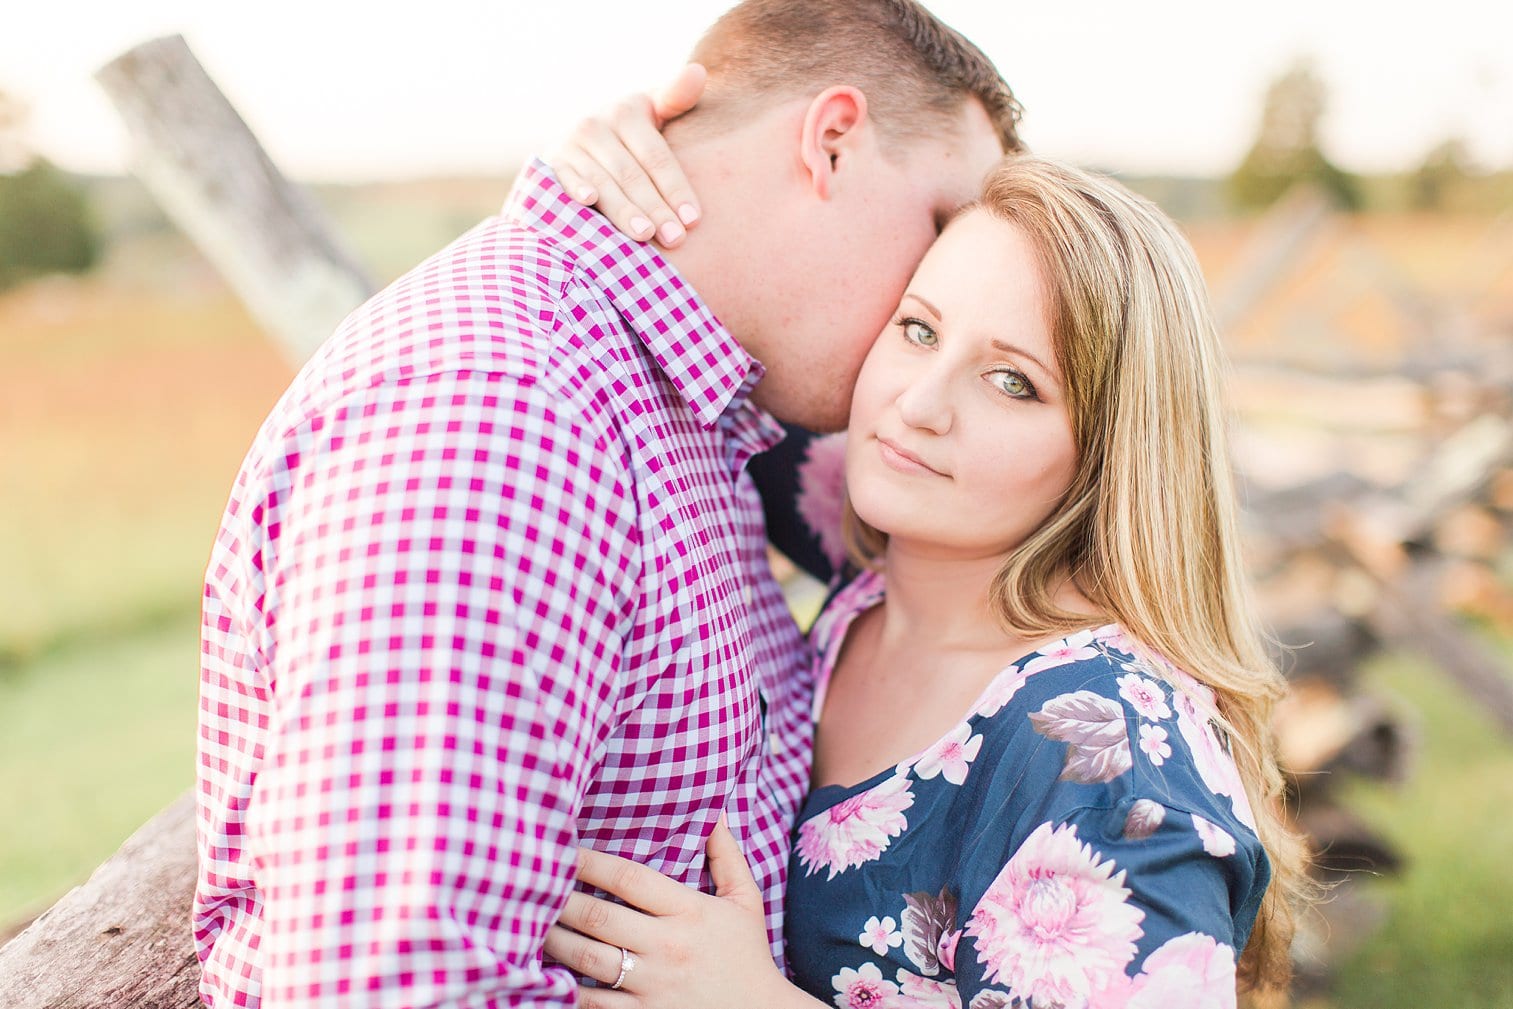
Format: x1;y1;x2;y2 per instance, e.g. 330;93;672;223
95;34;376;365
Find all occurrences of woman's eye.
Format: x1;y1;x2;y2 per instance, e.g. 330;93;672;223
990;369;1037;400
899;318;937;347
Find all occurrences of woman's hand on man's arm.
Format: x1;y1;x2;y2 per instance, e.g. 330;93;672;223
545;816;828;1009
549;63;707;251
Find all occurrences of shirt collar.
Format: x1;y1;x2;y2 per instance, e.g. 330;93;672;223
503;157;764;431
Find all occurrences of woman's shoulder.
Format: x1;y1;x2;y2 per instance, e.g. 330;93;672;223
974;624;1261;841
969;623;1152;720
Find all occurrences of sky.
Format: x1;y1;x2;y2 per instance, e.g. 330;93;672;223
2;0;1510;181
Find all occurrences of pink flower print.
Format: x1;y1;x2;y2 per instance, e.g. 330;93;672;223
1091;624;1138;653
1091;933;1237;1009
1021;629;1101;677
1172;687;1257;831
1190;813;1237;858
937;928;961;973
798;773;916;880
973;665;1029;718
1122;799;1167;841
1138;724;1172;766
831;962;898;1009
859;915;904;956
796;432;850;571
966;821;1144;1007
1117;673;1172;720
895;967;964;1008
915;723;984;786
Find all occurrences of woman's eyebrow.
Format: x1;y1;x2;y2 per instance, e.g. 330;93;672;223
991;339;1054;379
902;292;942;317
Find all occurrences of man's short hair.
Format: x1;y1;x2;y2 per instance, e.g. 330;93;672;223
683;0;1024;155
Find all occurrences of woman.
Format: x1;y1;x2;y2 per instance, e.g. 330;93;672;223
538;114;1310;1009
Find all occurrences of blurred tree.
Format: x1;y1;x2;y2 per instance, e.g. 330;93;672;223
1411;137;1472;210
0;88;100;291
1228;59;1361;212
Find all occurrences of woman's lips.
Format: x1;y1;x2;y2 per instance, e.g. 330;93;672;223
876;436;947;477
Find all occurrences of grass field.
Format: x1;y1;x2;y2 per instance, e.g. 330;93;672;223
3;206;1512;1005
0;614;198;918
0;275;292;661
1328;654;1513;1007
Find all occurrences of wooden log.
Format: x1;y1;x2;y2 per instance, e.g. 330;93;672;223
1242;471;1378;565
1268;610;1379;686
1274;676;1413;786
1287;872;1391;998
1243;413;1513;567
1213;184;1336;333
1397;414;1513;543
1229;365;1431;434
0;791;199;1009
1363;565;1513;737
95;35;375;366
1431;503;1507;560
1294;803;1405;881
1437;558;1513;626
1488;467;1513;512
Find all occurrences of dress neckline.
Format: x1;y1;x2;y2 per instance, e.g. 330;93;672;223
802;570;1119;820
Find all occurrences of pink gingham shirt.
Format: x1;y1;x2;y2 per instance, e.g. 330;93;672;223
195;160;815;1009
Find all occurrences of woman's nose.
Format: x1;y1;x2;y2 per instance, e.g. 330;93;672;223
895;362;953;435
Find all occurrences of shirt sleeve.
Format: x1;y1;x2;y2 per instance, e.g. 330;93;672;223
209;368;639;1009
748;423;848;585
950;666;1268;1009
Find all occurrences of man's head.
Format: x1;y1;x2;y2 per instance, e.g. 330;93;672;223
660;0;1019;431
680;0;1022;153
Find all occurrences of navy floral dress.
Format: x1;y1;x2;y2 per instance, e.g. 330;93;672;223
753;430;1271;1009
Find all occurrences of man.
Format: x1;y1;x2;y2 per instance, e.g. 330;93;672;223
194;2;1019;1006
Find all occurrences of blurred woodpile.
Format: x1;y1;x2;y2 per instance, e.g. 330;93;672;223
1209;187;1513;994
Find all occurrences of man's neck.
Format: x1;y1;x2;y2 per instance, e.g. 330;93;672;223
656;152;760;358
655;102;810;367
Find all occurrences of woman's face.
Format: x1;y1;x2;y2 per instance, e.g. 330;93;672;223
845;209;1079;561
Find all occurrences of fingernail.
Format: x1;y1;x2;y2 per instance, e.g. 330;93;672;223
678;203;700;225
630;216;653;238
577;188;596;203
659;221;684;245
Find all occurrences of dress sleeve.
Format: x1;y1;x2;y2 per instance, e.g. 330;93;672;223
748;424;849;585
199;369;639;1009
949;659;1269;1009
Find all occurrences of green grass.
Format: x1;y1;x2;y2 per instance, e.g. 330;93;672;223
0;612;199;923
1328;652;1513;1008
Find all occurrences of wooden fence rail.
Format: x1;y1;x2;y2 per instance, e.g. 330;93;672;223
0;793;198;1008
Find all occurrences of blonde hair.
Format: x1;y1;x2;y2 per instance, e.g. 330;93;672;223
845;155;1311;993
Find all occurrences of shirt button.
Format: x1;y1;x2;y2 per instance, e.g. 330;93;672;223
743;584;755;606
769;731;780;754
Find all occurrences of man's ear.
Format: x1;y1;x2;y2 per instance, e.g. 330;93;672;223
798;86;869;201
